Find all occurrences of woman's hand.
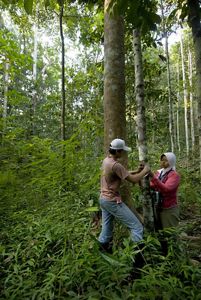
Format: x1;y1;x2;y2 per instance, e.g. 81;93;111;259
148;171;154;178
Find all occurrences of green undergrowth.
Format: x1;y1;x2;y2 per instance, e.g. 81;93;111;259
1;194;201;299
1;137;201;299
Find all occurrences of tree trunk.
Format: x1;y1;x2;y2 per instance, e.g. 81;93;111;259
165;36;174;152
133;28;154;232
176;63;181;152
104;0;133;208
31;18;38;136
3;61;9;137
60;3;66;141
104;0;126;149
180;31;189;158
160;0;174;152
188;45;195;151
187;0;201;173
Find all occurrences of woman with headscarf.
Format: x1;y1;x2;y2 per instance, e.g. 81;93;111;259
149;152;180;229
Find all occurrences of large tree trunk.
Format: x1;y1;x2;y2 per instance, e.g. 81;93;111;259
104;0;133;209
104;0;126;149
188;0;201;174
133;28;154;232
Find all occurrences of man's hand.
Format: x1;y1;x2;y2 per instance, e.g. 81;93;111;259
129;162;146;174
129;169;139;174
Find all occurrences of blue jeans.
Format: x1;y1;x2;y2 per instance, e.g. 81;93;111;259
98;198;143;243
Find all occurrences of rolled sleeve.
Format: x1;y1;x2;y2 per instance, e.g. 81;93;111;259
113;163;130;180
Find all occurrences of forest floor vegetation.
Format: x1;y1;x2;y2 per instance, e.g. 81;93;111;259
0;139;201;299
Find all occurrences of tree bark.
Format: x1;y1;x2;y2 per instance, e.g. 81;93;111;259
133;28;154;232
104;0;126;149
160;0;174;152
60;3;66;141
104;0;132;208
188;45;195;151
187;0;201;173
176;63;181;152
180;31;189;157
31;17;38;136
3;62;9;136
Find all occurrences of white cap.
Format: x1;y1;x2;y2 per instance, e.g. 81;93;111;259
110;138;131;151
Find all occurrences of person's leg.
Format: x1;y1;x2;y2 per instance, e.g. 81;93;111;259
112;203;145;278
98;199;114;244
115;202;143;242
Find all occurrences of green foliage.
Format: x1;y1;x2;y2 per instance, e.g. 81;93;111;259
178;165;201;214
24;0;33;14
1;120;200;298
167;0;188;24
1;202;201;299
107;0;161;36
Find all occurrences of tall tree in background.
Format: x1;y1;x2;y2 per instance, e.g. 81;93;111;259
59;0;66;141
180;31;189;158
160;0;174;152
187;0;201;173
31;6;38;136
3;62;9;138
188;43;195;151
1;15;9;140
176;63;181;152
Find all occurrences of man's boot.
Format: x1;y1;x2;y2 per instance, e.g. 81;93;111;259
99;240;113;254
130;242;146;279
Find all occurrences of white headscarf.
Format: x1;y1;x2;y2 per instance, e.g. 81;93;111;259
163;152;176;170
158;152;176;176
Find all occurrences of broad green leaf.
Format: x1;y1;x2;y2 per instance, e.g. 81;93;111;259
24;0;33;14
85;206;99;212
100;252;125;267
57;0;64;6
45;0;50;9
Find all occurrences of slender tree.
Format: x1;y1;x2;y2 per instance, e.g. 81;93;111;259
133;28;154;231
176;63;181;152
31;9;38;135
3;62;9;136
59;0;66;141
160;0;174;152
188;43;195;151
180;31;189;158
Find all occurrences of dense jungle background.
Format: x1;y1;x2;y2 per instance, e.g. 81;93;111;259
0;0;201;299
